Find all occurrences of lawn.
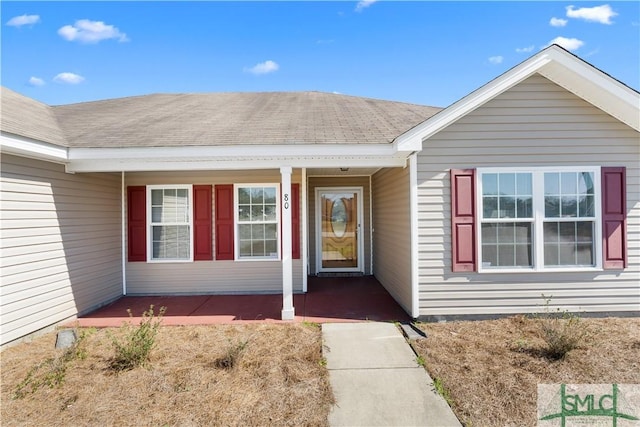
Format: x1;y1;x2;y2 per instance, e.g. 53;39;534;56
412;316;640;427
3;316;638;427
1;323;333;427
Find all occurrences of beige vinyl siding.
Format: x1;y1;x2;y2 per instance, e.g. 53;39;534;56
417;74;640;317
371;167;412;313
125;169;303;294
1;154;122;346
307;176;371;275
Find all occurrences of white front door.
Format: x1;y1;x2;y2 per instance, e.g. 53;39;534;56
316;187;363;273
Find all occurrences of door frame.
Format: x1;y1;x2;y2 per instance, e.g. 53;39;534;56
315;186;364;273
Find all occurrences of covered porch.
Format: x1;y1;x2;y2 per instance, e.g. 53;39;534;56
71;276;410;327
67;134;423;321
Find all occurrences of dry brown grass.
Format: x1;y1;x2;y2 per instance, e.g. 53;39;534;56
1;323;333;427
413;316;640;427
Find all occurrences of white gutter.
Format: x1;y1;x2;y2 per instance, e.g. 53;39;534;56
1;132;68;163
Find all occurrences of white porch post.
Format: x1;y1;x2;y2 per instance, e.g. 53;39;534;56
301;167;308;293
280;166;295;320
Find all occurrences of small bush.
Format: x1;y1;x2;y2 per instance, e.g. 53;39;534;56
535;296;590;360
13;328;92;399
213;339;248;370
108;305;166;371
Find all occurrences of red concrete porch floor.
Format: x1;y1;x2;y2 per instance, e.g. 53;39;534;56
72;276;410;328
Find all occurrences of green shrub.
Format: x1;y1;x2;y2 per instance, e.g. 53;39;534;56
535;296;590;360
108;305;166;371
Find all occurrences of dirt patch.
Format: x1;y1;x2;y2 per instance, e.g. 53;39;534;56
413;316;640;427
1;323;333;427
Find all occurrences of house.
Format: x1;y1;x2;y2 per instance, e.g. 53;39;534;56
1;45;638;347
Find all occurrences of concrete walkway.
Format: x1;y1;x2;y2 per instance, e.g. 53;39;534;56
322;322;461;427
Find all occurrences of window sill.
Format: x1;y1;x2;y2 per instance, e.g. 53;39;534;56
147;259;194;264
235;257;280;262
478;266;603;274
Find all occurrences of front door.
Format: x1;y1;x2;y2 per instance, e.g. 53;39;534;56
316;188;363;272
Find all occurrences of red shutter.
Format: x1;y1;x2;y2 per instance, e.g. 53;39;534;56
450;169;476;272
127;186;146;262
215;185;234;260
601;167;627;269
193;185;213;261
291;184;300;259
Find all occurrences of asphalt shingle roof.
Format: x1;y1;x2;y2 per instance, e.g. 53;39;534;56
1;87;67;147
2;89;442;148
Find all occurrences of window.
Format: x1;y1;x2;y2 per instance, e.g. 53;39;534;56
481;172;533;268
235;185;279;260
542;172;596;267
148;185;193;261
477;168;600;271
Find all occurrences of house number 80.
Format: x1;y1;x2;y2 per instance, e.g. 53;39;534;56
283;193;289;209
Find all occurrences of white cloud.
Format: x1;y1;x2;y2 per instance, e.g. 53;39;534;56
566;4;617;24
6;14;40;27
550;17;568;27
28;76;45;86
53;72;85;84
546;36;585;51
515;45;535;53
355;0;376;12
58;19;128;43
244;60;279;75
488;55;503;65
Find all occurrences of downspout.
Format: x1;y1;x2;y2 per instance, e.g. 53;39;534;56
409;153;420;318
121;171;127;295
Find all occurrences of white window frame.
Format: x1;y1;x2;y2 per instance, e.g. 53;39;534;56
476;166;602;273
147;185;194;263
234;183;280;261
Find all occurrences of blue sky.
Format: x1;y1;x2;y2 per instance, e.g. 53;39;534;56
2;1;639;107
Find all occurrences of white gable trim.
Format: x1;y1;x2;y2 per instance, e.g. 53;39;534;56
395;45;640;151
538;49;639;130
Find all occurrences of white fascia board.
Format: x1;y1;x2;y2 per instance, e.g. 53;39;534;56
394;52;553;152
66;155;408;173
539;49;640;131
0;132;68;163
66;143;408;172
68;143;397;160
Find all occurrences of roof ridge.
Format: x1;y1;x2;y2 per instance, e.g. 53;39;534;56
49;90;441;109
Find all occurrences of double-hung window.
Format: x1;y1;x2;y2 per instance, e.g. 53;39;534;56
480;172;534;269
235;184;279;260
478;167;601;272
542;172;596;267
148;185;193;262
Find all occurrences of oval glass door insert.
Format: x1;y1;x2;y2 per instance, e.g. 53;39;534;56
331;199;347;237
